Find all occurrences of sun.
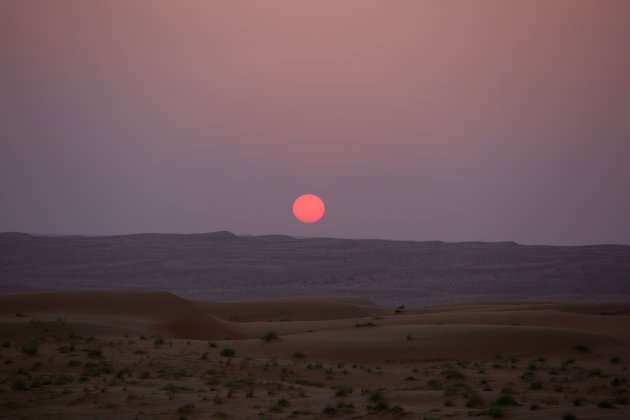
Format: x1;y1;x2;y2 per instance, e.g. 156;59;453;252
292;194;325;224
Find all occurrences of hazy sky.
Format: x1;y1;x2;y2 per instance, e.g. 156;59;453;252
1;1;629;245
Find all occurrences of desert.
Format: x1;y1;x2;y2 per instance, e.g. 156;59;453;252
3;1;630;418
1;288;629;419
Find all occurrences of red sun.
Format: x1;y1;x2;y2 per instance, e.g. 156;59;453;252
292;194;325;224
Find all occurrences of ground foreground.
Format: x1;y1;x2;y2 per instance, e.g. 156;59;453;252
0;291;629;419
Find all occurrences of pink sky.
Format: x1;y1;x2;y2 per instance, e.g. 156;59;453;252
1;1;629;244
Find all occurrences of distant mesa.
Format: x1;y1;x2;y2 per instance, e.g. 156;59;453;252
198;231;239;240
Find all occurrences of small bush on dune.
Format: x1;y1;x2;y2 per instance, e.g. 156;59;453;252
261;331;279;342
495;394;520;407
466;394;486;408
334;385;353;397
87;349;103;359
22;342;39;356
573;344;591;353
220;348;236;358
474;405;504;418
597;400;615;409
354;322;376;328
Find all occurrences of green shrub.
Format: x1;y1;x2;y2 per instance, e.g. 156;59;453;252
466;394;486;408
597;400;615;409
485;405;505;419
573;344;591;353
220;348;236;358
495;394;519;406
334;385;353;397
87;349;103;358
22;342;39;356
261;331;279;342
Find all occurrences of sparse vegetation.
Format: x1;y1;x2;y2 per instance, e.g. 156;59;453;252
354;322;376;327
220;348;236;358
261;331;279;342
597;399;615;408
334;385;353;397
573;344;592;353
21;342;39;356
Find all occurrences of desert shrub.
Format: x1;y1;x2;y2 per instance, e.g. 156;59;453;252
52;374;73;385
201;352;208;360
609;356;621;364
261;331;279;342
269;398;290;412
597;400;615;409
354;322;376;327
157;368;190;379
335;401;354;414
442;369;466;380
292;351;305;359
322;406;337;415
57;345;75;353
614;396;629;405
22;342;39;356
610;377;627;386
563;414;578;420
477;405;504;418
427;379;443;390
389;405;405;415
12;378;29;390
466;394;486;408
154;336;165;346
220;348;235;358
177;403;195;414
334;385;353;397
573;344;591;353
495;394;519;406
371;401;389;411
572;397;585;406
295;378;324;387
368;390;387;406
161;384;191;393
86;349;103;358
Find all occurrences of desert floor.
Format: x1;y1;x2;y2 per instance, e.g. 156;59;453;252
0;291;629;419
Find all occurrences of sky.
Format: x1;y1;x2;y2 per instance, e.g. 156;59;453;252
1;1;629;245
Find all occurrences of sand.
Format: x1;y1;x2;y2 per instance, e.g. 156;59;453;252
0;290;628;419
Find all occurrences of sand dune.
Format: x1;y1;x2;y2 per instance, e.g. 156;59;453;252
192;295;385;322
0;290;239;340
233;324;625;363
2;290;629;419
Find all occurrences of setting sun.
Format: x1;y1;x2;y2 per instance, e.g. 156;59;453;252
292;194;325;224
